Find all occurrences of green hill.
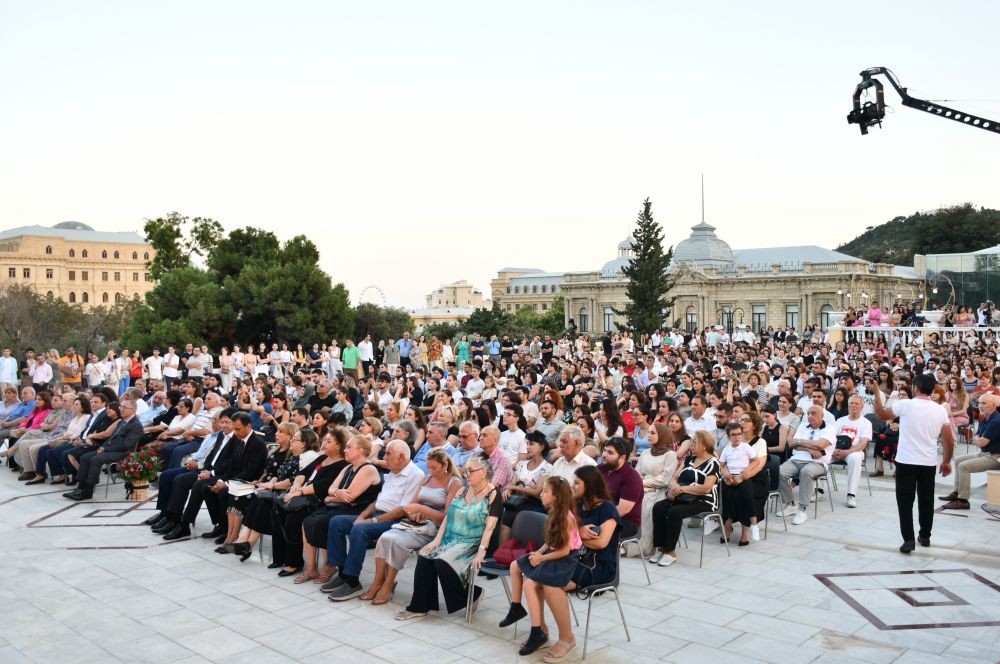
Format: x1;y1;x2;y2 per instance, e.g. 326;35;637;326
836;203;1000;265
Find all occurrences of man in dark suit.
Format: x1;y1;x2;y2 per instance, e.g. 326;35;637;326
163;411;267;541
64;400;143;500
151;411;234;536
58;393;113;487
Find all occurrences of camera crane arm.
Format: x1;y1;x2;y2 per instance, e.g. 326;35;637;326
847;67;1000;135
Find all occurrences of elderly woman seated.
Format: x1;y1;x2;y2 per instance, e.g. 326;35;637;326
356;448;462;604
395;451;502;620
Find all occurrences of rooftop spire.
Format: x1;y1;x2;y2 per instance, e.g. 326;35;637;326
701;173;705;223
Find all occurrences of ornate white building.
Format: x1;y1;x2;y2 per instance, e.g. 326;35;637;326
493;221;922;334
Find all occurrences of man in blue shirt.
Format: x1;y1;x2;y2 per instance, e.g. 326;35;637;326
1;386;36;433
940;393;1000;510
413;421;461;473
487;335;501;366
396;332;414;370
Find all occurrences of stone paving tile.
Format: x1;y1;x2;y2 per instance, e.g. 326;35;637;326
252;624;343;660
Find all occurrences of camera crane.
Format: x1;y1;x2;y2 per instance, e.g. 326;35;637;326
847;67;1000;136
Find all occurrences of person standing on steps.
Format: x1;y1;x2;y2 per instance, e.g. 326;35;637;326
869;373;954;554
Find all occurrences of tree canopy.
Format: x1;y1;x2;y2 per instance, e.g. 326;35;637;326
124;219;354;349
614;198;675;334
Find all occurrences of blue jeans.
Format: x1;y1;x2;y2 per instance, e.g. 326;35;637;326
118;376;130;396
326;512;393;576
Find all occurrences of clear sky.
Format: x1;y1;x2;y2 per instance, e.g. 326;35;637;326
2;1;998;308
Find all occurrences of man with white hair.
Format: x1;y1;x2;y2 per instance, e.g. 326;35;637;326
322;440;424;600
550;425;597;483
778;405;834;525
454;420;481;467
832;395;872;508
940;392;1000;510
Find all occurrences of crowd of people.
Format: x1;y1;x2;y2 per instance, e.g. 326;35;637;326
2;316;999;657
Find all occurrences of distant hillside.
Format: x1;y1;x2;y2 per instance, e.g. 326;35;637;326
836;203;1000;265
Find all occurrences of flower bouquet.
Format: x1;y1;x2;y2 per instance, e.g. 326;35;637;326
116;448;161;501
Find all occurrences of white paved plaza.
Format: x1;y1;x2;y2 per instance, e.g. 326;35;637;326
1;464;998;664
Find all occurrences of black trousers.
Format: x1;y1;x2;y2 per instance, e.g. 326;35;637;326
721;481;754;528
406;556;479;615
272;505;313;569
895;462;936;542
181;477;219;526
302;504;362;548
77;450;126;486
652;499;712;551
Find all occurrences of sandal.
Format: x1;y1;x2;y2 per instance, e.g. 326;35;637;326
359;586;381;601
543;639;576;662
371;582;397;606
293;573;317;584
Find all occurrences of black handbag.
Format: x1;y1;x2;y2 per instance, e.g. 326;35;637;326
835;435;854;451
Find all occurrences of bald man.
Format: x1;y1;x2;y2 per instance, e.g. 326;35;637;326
778;405;834;525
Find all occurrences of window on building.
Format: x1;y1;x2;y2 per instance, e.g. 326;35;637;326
144;273;152;282
6;268;13;279
820;304;834;332
102;293;109;303
532;285;538;293
515;304;520;310
506;286;511;294
102;272;108;281
685;306;698;333
542;303;548;311
46;291;53;298
82;271;88;281
102;250;107;259
45;245;52;255
115;293;124;303
82;292;89;303
541;285;547;293
46;268;53;279
69;249;75;258
132;251;138;260
143;252;149;260
752;304;766;334
114;272;120;282
514;286;519;294
81;249;88;258
113;251;120;259
719;304;733;332
69;271;76;281
603;307;615;332
785;304;800;330
22;268;30;278
578;307;589;332
69;292;76;303
506;304;511;311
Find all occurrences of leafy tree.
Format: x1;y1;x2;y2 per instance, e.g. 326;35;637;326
207;227;281;282
353;303;413;341
464;301;510;338
614;198;675;334
144;212;224;280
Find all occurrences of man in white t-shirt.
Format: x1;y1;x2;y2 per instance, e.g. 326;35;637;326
144;348;164;382
778;405;834;525
464;365;485;405
870;373;954;553
832;395;872;508
358;334;374;377
162;346;180;390
498;404;528;467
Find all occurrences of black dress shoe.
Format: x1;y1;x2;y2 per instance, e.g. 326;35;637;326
277;568;300;577
215;546;230;554
149;516;169;530
143;512;164;526
918;536;931;547
214;534;227;545
267;561;282;569
900;540;916;554
69;492;89;501
63;490;81;499
163;524;191;541
152;520;177;534
64;477;78;487
232;542;252;562
201;525;225;539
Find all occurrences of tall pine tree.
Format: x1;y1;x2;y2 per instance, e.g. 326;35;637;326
614;198;675;334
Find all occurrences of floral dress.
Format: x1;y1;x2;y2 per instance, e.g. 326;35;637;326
427;488;501;584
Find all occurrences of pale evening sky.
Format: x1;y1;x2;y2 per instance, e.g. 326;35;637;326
1;1;998;308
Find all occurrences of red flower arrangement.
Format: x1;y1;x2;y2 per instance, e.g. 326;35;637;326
115;448;162;484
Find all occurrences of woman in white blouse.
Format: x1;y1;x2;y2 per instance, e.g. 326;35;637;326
634;423;677;556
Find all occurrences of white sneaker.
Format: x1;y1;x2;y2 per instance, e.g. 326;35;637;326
649;550;665;564
750;525;760;542
792;510;808;526
703;520;718;535
846;495;857;508
657;553;678;567
779;504;799;517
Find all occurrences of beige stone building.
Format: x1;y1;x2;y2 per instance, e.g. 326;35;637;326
492;222;923;334
0;222;155;307
409;280;490;330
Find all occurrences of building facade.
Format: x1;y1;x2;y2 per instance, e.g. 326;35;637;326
492;222;923;334
0;222;155;307
409;280;489;330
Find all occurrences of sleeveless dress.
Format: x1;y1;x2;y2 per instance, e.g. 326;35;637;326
426;488;496;584
375;478;457;570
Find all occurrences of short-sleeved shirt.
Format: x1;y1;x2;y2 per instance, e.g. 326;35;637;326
977;410;1000;454
833;415;873;450
677;456;721;511
892;397;950;466
498;429;527;467
790;420;835;465
598;463;643;529
550;450;597;483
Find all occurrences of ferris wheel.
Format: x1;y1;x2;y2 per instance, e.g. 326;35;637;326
357;285;388;307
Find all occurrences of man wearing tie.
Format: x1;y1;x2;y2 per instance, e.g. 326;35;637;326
64;400;143;500
56;393;111;487
145;410;233;529
163;412;266;541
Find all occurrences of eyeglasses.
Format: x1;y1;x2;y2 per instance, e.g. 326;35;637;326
462;466;485;477
738;417;751;423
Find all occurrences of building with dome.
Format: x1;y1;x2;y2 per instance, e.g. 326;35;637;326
492;220;922;334
0;222;156;307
